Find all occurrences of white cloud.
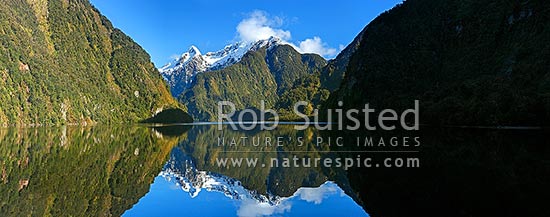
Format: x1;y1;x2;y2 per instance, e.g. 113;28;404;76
234;182;347;217
296;37;338;57
237;198;291;217
236;11;339;59
236;11;291;42
294;182;339;204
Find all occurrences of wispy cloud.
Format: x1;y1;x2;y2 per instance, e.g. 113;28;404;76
236;10;341;59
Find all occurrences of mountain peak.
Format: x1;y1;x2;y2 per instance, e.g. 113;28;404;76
159;37;287;97
267;36;282;44
188;45;201;56
249;36;283;51
178;45;202;64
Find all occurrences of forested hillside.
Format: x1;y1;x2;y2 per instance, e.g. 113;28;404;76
327;0;550;126
0;0;181;126
179;44;328;121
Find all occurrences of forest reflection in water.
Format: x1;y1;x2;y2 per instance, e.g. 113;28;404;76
1;124;548;217
0;125;182;216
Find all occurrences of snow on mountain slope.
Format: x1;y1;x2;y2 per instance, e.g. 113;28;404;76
159;37;284;97
160;153;278;205
159;151;344;215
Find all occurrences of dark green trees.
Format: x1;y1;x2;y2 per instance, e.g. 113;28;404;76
328;0;550;126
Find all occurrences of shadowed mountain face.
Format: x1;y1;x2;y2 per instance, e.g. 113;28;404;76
319;26;366;92
327;0;550;126
0;126;187;216
0;0;180;126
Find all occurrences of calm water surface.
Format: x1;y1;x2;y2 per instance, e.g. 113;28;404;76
0;124;548;216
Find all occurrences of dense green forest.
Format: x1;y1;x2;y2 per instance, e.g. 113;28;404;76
327;0;550;126
179;45;330;121
0;0;181;126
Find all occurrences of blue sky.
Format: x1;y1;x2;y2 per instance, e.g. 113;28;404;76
123;177;367;216
90;0;402;67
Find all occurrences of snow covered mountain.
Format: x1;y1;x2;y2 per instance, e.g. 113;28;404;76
159;37;284;97
159;151;347;216
160;152;281;205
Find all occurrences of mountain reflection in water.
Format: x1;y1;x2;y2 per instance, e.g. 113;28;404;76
126;124;367;217
1;124;548;217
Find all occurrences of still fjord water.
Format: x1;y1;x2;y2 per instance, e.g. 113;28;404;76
0;124;547;216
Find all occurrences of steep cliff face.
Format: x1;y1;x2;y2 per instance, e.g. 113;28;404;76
328;0;550;126
0;0;181;126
